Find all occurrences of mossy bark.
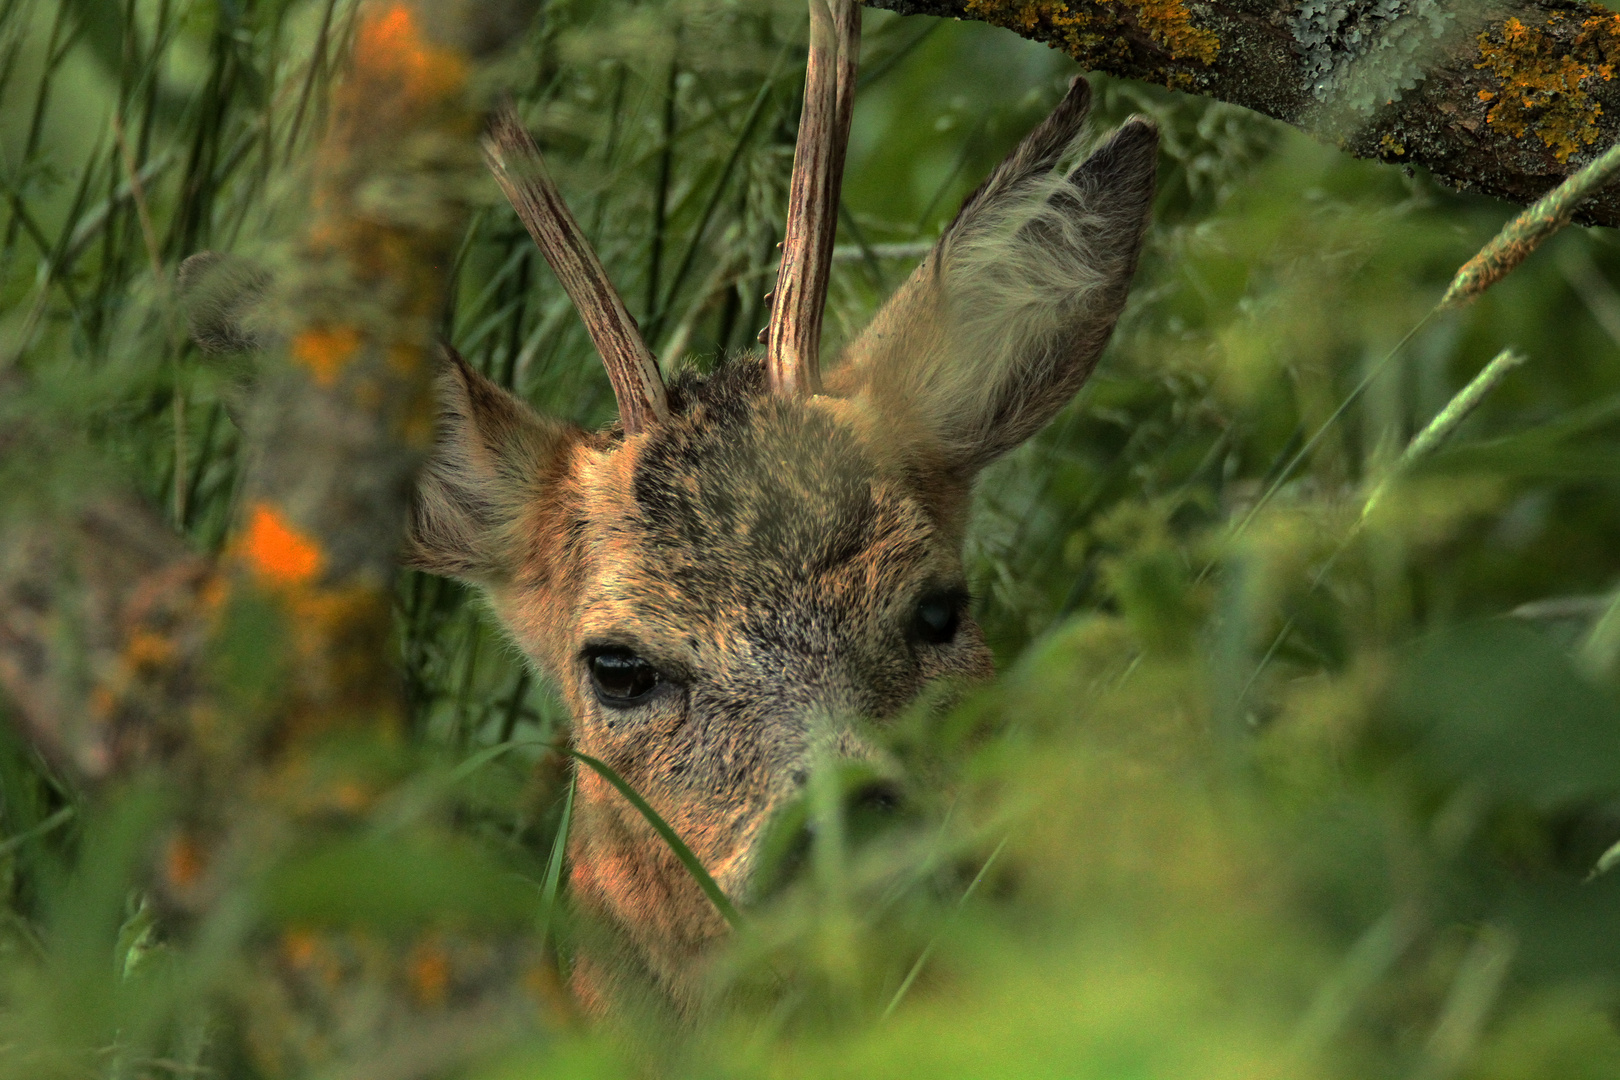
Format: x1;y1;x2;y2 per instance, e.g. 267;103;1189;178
866;0;1620;226
0;3;560;1073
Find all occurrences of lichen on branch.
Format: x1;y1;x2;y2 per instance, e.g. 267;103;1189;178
1475;8;1620;163
866;0;1620;227
961;0;1218;71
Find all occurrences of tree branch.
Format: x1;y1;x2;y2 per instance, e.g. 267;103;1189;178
863;0;1620;227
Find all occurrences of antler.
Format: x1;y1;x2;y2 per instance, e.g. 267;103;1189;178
484;104;669;435
766;0;860;397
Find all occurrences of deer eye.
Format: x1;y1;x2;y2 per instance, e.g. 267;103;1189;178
587;648;661;708
912;590;966;646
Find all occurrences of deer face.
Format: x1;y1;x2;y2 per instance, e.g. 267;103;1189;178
406;71;1159;1013
564;363;993;873
413;355;997;1008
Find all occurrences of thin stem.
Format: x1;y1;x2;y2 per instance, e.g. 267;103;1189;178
537;771;576;954
645;46;680;325
564;748;742;928
882;834;1008;1019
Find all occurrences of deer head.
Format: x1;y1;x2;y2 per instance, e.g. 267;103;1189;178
185;0;1157;1019
427;6;1157;1015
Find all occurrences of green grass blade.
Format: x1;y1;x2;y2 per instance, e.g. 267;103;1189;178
0;804;74;860
1442;138;1620;309
1217;308;1436;564
562;747;742;929
649;52;783;343
537;770;576;952
882;833;1007;1019
1361;347;1527;521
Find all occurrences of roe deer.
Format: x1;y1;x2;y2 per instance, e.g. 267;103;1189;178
187;0;1158;1019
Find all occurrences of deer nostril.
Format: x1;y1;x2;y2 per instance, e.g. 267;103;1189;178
847;780;905;818
776;820;814;883
758;779;911;898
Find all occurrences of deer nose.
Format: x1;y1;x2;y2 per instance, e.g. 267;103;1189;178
756;777;910;898
788;769;902;809
796;778;908;856
845;778;905;820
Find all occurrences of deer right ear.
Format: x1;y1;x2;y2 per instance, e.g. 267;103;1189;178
406;350;580;583
827;77;1157;486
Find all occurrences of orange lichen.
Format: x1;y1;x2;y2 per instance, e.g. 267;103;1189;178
1166;68;1199;91
273;583;402;743
1379;131;1407;157
241;503;324;587
165;833;206;889
963;0;1217;66
280;928;344;988
1585;13;1620;78
281;929;319;968
124;628;175;672
351;3;467;108
407;939;451;1007
222;500;400;743
1475;10;1620;163
291;326;361;387
1117;0;1218;63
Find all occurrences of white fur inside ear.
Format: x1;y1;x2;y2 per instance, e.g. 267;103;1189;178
927;167;1117;461
829;108;1157;480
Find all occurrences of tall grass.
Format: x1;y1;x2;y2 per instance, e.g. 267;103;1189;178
3;0;1620;1077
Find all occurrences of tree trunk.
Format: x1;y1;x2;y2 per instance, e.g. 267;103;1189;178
864;0;1620;226
0;4;562;1073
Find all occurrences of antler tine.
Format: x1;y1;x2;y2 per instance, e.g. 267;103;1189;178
766;0;860;398
483;104;669;435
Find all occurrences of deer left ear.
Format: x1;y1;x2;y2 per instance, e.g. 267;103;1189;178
827;77;1158;481
406;350;580;583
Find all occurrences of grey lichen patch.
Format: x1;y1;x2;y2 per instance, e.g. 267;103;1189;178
1292;0;1453;115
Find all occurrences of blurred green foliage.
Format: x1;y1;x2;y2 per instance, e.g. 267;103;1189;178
3;0;1620;1077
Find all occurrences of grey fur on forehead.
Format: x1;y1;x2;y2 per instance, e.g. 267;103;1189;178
632;357;893;580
